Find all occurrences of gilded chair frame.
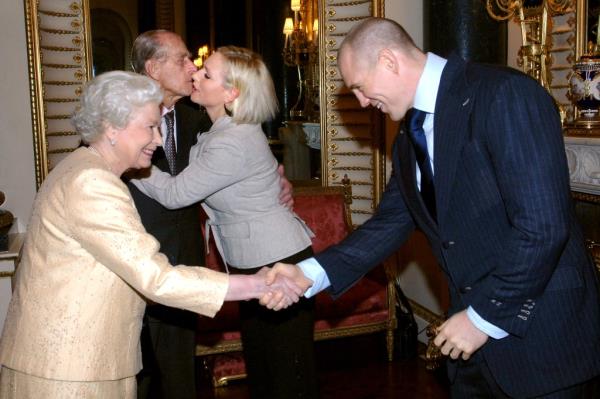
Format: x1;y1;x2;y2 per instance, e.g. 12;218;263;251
196;183;398;386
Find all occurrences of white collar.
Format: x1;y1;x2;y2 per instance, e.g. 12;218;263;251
413;53;447;114
161;105;175;117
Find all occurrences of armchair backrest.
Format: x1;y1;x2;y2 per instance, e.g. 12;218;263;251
292;185;353;253
201;183;353;270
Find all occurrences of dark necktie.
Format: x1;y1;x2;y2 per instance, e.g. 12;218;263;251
163;110;176;175
406;108;436;220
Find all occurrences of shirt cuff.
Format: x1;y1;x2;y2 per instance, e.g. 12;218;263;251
467;306;509;339
297;257;330;298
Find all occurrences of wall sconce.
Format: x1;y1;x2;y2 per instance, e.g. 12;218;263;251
486;0;571;93
282;0;319;122
194;44;210;68
486;0;574;124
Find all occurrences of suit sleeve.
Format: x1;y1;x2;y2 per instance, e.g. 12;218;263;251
132;134;246;209
469;76;572;335
66;168;229;317
315;142;416;298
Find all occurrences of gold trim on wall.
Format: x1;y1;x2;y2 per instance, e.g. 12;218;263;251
24;0;93;188
24;0;385;215
319;0;385;225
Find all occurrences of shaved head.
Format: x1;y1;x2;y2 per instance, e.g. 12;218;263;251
339;17;419;70
337;17;426;121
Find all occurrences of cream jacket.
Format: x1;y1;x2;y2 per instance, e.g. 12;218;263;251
133;116;313;268
0;147;228;381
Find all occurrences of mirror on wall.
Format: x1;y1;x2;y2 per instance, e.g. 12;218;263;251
24;0;385;225
585;0;600;52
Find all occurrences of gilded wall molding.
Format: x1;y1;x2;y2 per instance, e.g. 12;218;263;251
24;0;386;216
320;0;385;225
24;0;92;188
565;136;600;194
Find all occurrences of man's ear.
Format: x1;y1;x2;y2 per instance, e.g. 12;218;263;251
378;48;398;74
145;59;160;80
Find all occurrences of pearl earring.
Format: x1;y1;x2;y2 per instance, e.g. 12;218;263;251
110;138;116;146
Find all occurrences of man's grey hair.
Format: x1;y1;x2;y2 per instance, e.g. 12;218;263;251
72;71;163;144
130;29;171;75
340;17;417;68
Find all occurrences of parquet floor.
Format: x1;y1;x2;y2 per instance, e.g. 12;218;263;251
197;333;450;399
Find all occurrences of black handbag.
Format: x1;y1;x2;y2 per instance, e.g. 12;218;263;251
394;281;418;360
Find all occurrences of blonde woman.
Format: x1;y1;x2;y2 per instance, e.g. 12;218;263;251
133;46;319;398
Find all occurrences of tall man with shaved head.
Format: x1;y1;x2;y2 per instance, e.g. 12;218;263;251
129;30;294;399
268;17;600;398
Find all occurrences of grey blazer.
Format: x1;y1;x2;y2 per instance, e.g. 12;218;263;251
134;115;313;269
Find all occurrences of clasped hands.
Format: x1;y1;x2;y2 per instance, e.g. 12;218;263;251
255;262;310;311
256;264;491;361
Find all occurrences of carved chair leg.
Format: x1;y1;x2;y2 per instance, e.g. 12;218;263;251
386;325;395;361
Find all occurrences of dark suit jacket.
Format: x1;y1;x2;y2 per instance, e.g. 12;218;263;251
128;99;211;268
316;54;600;397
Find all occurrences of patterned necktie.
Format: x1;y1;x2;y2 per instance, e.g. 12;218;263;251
406;108;436;220
163;110;176;175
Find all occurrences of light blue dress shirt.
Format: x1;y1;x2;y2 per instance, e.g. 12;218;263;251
298;53;508;340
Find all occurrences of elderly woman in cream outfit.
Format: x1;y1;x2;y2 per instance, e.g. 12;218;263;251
132;46;320;398
0;71;303;399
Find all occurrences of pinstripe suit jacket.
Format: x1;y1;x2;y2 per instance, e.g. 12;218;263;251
316;54;600;397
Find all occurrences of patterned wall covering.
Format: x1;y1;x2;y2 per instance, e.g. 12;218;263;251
25;0;386;216
25;0;92;188
320;0;385;226
548;7;578;122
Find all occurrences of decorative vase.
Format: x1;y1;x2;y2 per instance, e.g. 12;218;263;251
569;54;600;126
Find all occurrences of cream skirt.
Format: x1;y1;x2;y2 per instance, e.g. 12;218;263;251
0;366;136;399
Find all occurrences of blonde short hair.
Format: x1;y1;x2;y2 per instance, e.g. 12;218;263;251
217;46;278;124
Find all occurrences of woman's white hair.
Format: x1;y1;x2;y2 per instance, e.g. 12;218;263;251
218;46;278;124
72;71;163;144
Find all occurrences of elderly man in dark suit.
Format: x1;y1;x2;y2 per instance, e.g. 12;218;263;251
268;17;600;398
128;30;294;399
127;30;209;399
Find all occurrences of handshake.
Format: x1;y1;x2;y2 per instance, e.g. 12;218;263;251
228;263;312;310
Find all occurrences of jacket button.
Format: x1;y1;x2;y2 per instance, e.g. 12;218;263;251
442;241;455;249
459;286;472;294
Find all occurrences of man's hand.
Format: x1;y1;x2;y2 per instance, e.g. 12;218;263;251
277;164;294;210
433;310;489;361
259;262;313;310
236;267;302;311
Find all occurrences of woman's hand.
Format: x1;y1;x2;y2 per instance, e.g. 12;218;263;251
224;266;310;310
259;263;313;310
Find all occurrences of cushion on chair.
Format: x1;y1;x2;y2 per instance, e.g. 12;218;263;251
196;185;392;386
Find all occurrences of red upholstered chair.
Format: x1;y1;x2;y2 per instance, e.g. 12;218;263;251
196;183;397;387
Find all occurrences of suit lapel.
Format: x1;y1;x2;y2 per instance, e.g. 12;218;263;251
433;55;475;226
